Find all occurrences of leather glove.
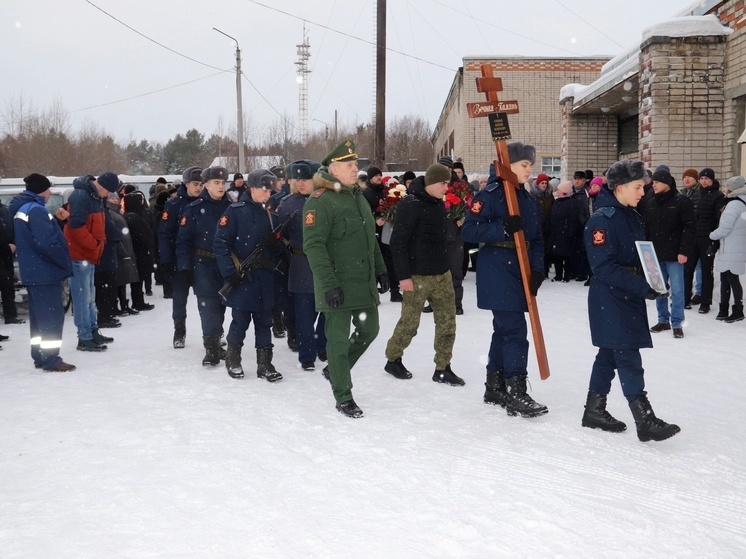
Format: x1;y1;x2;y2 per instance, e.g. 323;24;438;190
161;262;175;276
325;288;344;308
227;271;243;286
645;288;667;300
376;273;390;294
503;214;524;235
179;269;194;286
706;240;719;259
529;272;545;296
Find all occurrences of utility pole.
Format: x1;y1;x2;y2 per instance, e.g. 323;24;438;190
375;0;386;168
214;28;245;173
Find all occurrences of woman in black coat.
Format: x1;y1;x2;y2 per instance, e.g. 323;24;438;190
123;192;155;311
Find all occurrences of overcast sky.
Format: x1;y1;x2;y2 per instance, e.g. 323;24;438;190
1;0;698;145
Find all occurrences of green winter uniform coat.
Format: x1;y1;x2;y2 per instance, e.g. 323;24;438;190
302;168;386;311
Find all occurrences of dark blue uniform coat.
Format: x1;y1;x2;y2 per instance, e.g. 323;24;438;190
158;185;199;268
213;199;275;311
176;190;231;297
584;188;652;350
277;193;313;294
461;174;544;312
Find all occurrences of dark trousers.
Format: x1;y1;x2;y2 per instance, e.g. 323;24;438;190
589;347;645;402
487;310;529;378
553;256;572;281
27;283;65;369
0;255;18;321
226;307;272;348
571;239;589;279
447;239;464;307
684;237;715;305
196;295;225;338
324;306;379;403
273;271;295;327
720;271;743;306
380;243;400;292
95;272;118;319
170;274;191;321
295;292;327;363
130;281;145;308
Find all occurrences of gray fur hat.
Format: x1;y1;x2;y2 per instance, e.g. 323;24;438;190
606;160;646;189
200;166;229;183
246;169;278;190
182;166;203;183
507;142;536;165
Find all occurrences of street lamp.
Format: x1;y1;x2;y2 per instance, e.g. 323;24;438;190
313;118;329;141
214;28;245;174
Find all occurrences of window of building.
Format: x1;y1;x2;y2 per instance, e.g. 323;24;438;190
541;157;561;175
618;115;638;155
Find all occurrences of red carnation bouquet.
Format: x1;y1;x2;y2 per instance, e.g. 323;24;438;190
376;182;408;222
444;180;473;221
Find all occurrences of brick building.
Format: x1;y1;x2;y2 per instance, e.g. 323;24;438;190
561;0;746;181
431;57;609;177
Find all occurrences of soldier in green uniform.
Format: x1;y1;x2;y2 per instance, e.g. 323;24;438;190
303;140;389;418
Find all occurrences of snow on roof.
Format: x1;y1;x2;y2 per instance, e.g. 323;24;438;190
558;84;588;103
642;14;733;41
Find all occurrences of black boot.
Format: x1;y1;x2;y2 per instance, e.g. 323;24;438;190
225;344;243;379
336;399;363;418
92;329;114;345
716;303;730;321
484;370;507;408
725;304;744;323
582;392;627;432
505;375;548;418
256;347;283;382
173;319;186;349
272;311;286;338
432;365;465;386
629;395;680;442
384;358;412;379
202;336;221;367
286;323;298;352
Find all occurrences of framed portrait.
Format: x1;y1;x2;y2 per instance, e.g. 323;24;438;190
635;241;667;293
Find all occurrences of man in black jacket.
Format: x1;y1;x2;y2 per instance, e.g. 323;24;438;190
383;164;464;386
644;169;695;338
684;168;725;314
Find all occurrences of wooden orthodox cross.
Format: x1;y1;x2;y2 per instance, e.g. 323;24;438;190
468;63;550;380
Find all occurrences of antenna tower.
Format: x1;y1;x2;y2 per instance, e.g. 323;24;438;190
295;24;311;143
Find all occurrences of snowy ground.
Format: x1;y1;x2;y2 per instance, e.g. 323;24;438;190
1;272;744;558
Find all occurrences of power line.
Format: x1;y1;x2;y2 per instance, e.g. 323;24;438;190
551;0;626;49
72;72;228;112
84;0;230;72
243;0;456;72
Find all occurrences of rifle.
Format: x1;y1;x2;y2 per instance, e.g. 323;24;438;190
218;211;297;302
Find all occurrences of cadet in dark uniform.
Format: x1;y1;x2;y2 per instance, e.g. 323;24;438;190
303;140;388;418
159;167;203;348
214;169;283;381
175;166;231;366
583;159;680;442
461;142;548;418
278;160;327;371
269;165;296;349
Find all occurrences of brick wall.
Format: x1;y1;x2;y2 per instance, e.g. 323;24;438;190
638;35;727;177
563;111;619;177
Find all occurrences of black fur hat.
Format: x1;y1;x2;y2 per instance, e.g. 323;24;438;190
246;169;278;190
606;160;646;189
507;142;536;165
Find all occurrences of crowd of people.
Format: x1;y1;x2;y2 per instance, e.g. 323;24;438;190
2;138;745;442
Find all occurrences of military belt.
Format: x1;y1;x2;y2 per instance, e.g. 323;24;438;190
482;240;530;249
292;248;305;256
194;248;215;260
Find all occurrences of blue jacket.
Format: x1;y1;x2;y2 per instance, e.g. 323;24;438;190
462;169;544;312
584;188;652;350
214;199;275;311
158;184;199;267
9;192;72;285
176;189;231;297
277;193;313;293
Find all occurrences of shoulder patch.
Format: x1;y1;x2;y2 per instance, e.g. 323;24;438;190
598;207;616;218
219;214;229;227
311;189;325;199
161;210;169;221
304;209;316;227
592;229;606;245
470;200;484;215
180;215;188;227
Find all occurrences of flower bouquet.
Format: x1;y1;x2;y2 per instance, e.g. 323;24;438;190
444;180;473;221
377;182;408;223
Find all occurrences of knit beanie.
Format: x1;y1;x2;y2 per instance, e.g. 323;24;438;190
23;173;51;194
556;181;573;198
366;166;383;179
682;169;699;181
699;168;715;181
437;156;454;169
652;169;676;190
97;172;120;193
725;175;746;192
424;164;452;186
536;173;550;184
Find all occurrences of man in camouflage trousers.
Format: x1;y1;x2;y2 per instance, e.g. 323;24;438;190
384;164;465;386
